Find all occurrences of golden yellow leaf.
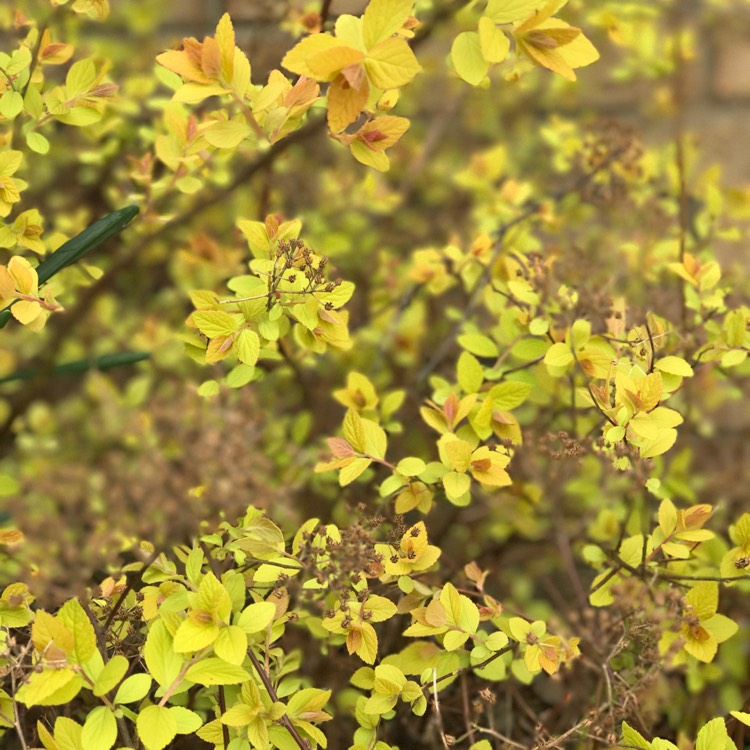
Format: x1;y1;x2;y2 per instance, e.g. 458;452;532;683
281;33;341;78
308;46;365;81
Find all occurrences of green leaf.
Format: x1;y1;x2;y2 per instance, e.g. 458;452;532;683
81;707;117;750
442;471;471;501
489;381;533;410
170;706;203;734
544;342;574;368
457;351;484;394
0;91;24;119
26;131;50;154
143;620;184;689
451;31;489;85
396;457;426;476
695;717;734;750
214;625;248;665
137;705;177;750
16;669;78;706
173;616;219;654
620;721;651;749
204;118;251;149
114;673;152;705
238;601;277;634
185;657;252;685
654;356;694;377
66;59;96;97
52;717;83;750
458;333;499;358
234;328;260;365
193;310;238;338
93;655;128;697
730;711;750;727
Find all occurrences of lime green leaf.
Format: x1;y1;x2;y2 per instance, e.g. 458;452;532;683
0;91;23;119
93;655;128;697
204;118;251;149
457;351;484;394
17;669;78;706
350;139;390;171
621;721;651;749
654;356;694;377
237;601;276;634
695;717;733;750
489;381;533;410
52;717;83;750
458;333;499;358
544;342;574;368
81;707;117;750
185;657;252;685
58;599;97;664
114;673;152;705
170;706;203;734
143;620;184;689
214;625;248;665
730;711;750;727
235;328;260;366
173;616;219;654
66;59;96;97
396;457;426;476
193;310;238;338
26;132;51;155
137;705;177;750
451;32;489;86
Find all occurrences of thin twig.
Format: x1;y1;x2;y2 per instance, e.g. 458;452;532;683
103;547;161;633
432;668;452;750
460;672;476;746
247;648;310;749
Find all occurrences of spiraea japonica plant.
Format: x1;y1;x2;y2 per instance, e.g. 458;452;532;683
0;1;749;749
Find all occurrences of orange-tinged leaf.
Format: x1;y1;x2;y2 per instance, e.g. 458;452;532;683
327;75;369;132
200;37;222;80
156;50;214;84
357;116;409;151
517;37;575;80
526;26;580;49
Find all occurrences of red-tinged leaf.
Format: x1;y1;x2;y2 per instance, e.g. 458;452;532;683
327;437;356;458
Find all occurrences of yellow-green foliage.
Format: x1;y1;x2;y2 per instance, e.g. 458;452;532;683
0;1;749;749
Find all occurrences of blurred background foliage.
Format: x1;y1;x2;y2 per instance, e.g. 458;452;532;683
0;0;748;742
